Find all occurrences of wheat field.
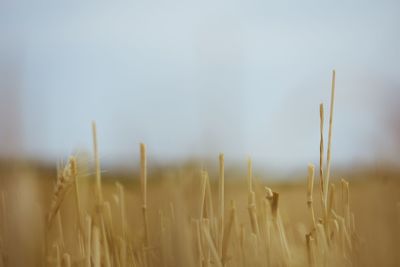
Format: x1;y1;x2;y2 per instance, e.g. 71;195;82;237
0;72;399;267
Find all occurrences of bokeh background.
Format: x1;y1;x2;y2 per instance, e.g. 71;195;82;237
1;0;399;173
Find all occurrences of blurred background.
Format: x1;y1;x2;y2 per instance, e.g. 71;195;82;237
0;0;399;174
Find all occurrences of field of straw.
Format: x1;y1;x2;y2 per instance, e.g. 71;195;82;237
0;72;399;267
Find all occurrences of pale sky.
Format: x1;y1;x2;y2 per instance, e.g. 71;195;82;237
0;0;399;171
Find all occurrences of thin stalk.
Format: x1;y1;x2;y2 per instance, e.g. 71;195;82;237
319;103;325;212
92;226;101;267
222;200;235;266
218;153;225;258
324;70;336;210
140;143;150;265
92;122;103;205
307;164;316;229
85;215;92;267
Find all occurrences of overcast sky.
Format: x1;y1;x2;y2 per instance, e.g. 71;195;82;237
0;0;399;171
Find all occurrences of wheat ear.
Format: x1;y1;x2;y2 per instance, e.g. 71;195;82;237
48;157;77;227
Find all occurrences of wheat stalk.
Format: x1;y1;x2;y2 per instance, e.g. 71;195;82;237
319;103;325;211
202;223;222;267
306;233;315;267
247;158;260;237
218;153;225;258
85;215;92;267
0;191;7;267
62;253;71;267
221;200;235;266
307;164;316;229
140;143;150;266
71;157;84;235
92;122;103;206
324;70;336;211
92;226;101;267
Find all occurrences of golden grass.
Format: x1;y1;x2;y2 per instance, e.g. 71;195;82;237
0;161;399;266
0;71;399;266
